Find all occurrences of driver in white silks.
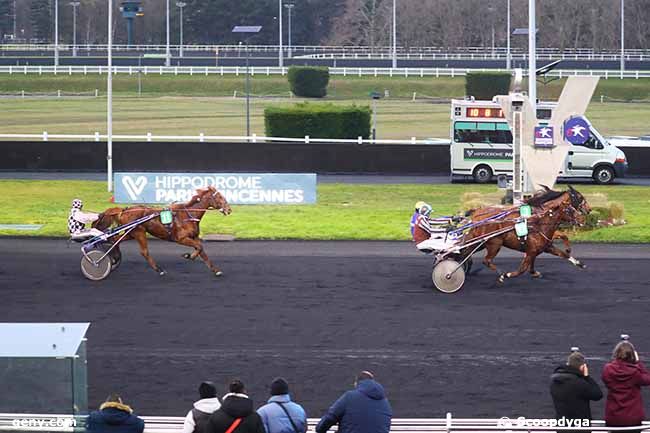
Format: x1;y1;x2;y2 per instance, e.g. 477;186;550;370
410;201;462;253
68;199;105;240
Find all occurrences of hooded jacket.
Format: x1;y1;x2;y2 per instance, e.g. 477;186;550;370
550;365;603;420
207;394;265;433
183;397;222;433
602;360;650;426
86;401;145;433
315;379;392;433
257;394;307;433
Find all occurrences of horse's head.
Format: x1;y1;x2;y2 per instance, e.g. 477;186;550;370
200;186;232;215
567;185;591;215
559;202;587;227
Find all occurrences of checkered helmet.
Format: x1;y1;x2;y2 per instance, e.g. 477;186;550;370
71;199;83;209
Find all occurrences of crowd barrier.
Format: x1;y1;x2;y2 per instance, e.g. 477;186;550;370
1;414;649;433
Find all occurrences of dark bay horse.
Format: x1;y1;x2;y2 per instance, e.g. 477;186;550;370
94;186;232;276
464;186;590;283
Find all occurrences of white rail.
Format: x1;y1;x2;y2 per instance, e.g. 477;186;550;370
0;414;649;433
0;66;649;79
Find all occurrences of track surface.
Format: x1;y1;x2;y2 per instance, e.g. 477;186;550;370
2;239;650;419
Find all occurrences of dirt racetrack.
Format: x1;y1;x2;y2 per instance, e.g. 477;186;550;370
1;239;649;419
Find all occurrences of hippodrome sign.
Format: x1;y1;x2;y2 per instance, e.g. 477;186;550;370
114;172;317;204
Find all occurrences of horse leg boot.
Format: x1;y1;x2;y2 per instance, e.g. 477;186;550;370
135;231;166;275
177;237;223;276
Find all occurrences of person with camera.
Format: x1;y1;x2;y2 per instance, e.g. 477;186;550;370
602;338;650;429
550;350;603;424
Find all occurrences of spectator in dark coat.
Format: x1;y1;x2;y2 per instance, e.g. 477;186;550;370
183;381;222;433
550;351;603;422
207;379;265;433
315;371;392;433
86;394;145;433
602;341;650;428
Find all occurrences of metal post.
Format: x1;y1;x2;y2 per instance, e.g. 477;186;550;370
107;0;113;192
138;55;142;96
70;2;80;57
165;0;171;66
285;4;294;58
392;0;397;69
506;0;511;69
528;0;536;112
278;0;283;68
177;2;186;58
54;0;59;66
13;0;17;40
372;98;377;141
620;0;625;79
491;25;495;58
246;47;251;139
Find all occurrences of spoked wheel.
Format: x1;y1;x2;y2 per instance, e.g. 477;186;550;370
80;249;112;281
98;243;122;271
432;259;466;294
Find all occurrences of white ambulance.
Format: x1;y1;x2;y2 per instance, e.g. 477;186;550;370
449;98;628;184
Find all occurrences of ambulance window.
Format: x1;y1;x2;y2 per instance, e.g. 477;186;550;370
454;122;512;144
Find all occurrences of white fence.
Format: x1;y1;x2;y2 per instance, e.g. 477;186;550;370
0;414;649;433
0;66;648;79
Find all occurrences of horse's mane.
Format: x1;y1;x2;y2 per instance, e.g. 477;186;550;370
525;187;565;207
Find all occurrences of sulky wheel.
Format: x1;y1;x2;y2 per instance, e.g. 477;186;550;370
98;243;122;271
80;249;112;281
432;259;466;294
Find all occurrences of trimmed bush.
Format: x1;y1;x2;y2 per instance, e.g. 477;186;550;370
287;66;330;98
265;102;371;139
465;72;512;100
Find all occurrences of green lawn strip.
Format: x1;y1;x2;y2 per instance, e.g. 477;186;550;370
1;180;649;242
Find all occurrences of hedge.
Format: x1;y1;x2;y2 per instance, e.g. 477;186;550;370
264;102;371;139
465;72;512;100
287;66;330;98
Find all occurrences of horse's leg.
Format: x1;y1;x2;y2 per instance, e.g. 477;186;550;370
134;229;165;275
529;255;542;278
482;239;506;281
505;252;535;280
176;237;223;276
544;243;587;269
552;230;572;255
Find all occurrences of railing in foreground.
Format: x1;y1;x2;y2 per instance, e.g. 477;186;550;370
0;133;450;146
0;414;649;433
0;66;648;79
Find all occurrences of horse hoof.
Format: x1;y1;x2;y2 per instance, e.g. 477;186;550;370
531;271;543;279
497;274;505;284
578;263;587;269
158;269;166;276
182;253;192;260
214;271;223;277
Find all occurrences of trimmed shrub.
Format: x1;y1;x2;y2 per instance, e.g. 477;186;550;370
264;102;371;139
465;72;512;100
287;66;330;98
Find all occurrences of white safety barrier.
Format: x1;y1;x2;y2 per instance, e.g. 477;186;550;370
0;66;649;79
0;414;649;433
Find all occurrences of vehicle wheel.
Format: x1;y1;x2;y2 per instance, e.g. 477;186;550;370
99;243;122;271
462;257;473;274
432;259;466;294
80;249;112;281
472;165;493;184
593;166;615;185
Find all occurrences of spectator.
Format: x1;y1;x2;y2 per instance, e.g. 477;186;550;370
183;381;222;433
315;371;392;433
86;394;145;433
257;378;307;433
207;379;265;433
550;351;603;422
602;341;650;428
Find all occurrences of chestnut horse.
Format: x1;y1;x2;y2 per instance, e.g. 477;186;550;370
463;186;590;283
94;186;232;276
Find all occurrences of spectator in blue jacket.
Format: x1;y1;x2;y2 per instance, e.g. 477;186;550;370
315;371;392;433
86;394;145;433
257;378;307;433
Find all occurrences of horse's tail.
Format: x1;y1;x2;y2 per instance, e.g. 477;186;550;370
93;207;122;231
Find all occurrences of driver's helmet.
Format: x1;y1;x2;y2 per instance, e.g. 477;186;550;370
419;203;433;217
414;201;426;212
71;199;83;209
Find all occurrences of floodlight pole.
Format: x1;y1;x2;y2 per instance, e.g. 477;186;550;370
246;44;251;138
620;0;625;79
107;0;113;192
177;2;186;58
165;0;171;66
54;0;59;67
392;0;397;69
13;0;16;40
70;2;80;57
284;3;294;58
506;0;511;69
528;0;536;112
278;0;283;68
